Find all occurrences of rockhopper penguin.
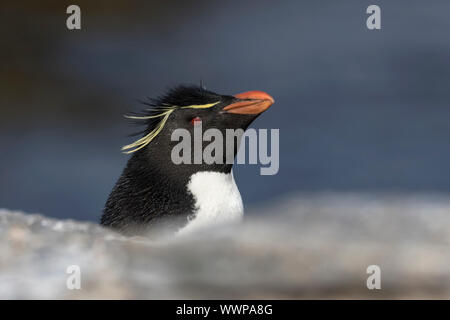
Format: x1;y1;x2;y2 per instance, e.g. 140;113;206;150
101;85;274;235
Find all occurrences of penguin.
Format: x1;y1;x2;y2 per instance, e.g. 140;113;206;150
101;85;274;235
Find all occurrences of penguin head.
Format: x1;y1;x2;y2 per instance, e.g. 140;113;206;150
123;85;274;177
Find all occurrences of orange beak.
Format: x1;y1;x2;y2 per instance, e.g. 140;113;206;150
223;90;275;115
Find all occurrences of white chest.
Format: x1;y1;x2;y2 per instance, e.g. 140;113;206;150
177;171;244;234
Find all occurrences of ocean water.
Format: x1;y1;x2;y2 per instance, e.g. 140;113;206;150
1;192;449;299
2;0;450;221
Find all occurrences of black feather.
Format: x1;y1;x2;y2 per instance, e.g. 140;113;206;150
125;85;222;136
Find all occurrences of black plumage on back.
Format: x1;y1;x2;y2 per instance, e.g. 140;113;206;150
101;150;196;235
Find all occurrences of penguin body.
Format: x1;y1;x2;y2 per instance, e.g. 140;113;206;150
101;85;273;235
179;171;243;234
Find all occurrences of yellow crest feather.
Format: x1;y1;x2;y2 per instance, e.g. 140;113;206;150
122;101;219;154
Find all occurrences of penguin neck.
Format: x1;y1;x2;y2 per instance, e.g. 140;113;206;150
135;144;235;188
129;150;244;234
115;147;242;233
177;170;244;235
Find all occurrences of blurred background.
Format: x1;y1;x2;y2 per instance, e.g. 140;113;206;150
1;0;450;222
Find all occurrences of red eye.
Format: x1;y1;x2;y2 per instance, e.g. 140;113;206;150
190;117;202;125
